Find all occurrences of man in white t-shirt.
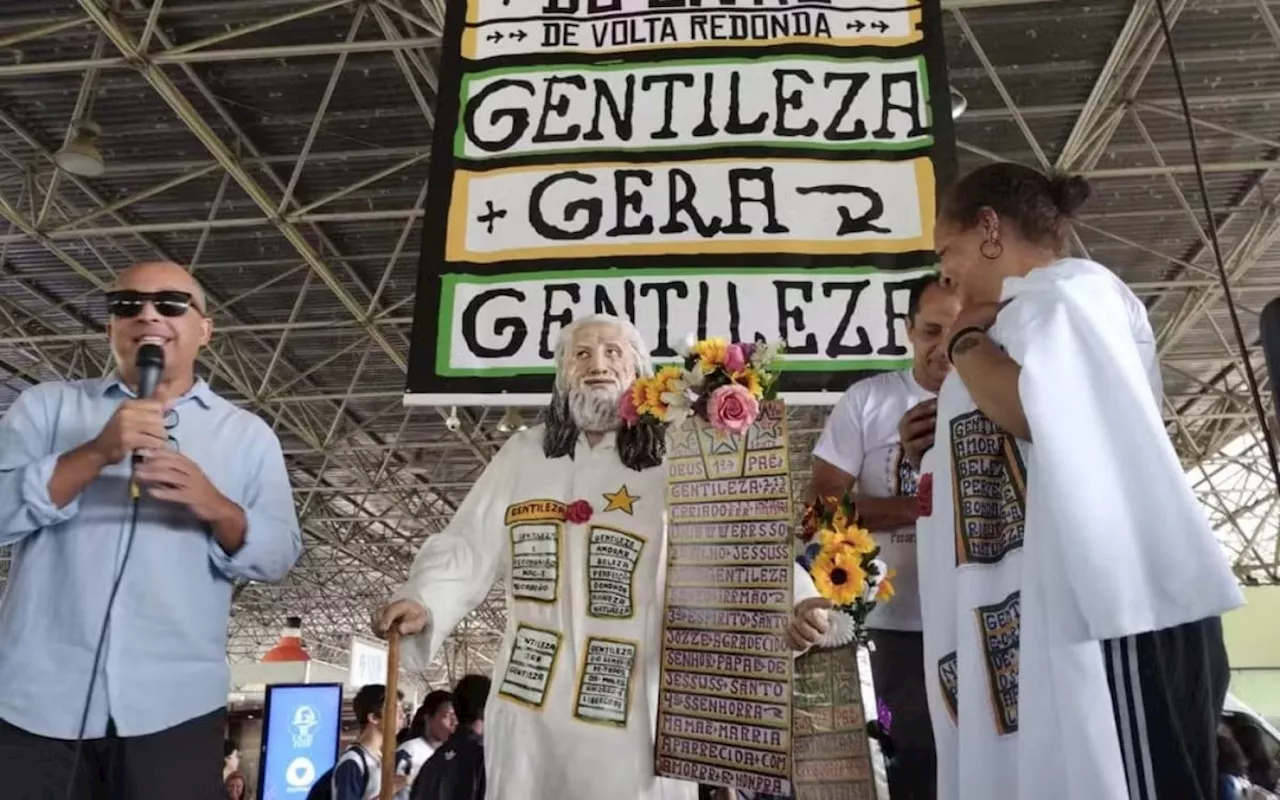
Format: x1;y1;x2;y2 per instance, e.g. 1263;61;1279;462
810;275;959;800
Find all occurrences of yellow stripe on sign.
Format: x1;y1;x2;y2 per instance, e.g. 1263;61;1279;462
445;157;936;263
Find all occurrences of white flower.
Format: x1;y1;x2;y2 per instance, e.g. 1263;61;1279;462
817;608;857;649
678;333;697;357
661;389;692;427
666;372;702;408
751;341;777;370
661;389;689;409
681;366;706;389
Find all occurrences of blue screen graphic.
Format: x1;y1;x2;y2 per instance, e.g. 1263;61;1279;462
259;684;343;800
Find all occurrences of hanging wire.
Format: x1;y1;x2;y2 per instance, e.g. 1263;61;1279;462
1151;0;1280;496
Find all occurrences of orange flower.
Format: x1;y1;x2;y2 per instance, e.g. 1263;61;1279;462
876;569;897;602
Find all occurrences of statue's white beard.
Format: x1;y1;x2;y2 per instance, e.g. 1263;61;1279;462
569;384;622;432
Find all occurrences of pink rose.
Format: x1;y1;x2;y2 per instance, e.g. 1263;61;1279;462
618;384;639;425
565;500;593;524
707;383;759;434
723;343;747;373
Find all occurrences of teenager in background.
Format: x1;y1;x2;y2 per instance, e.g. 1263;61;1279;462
326;684;405;800
395;690;455;799
413;675;491;800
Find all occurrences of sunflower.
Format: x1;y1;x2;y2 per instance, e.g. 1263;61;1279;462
691;338;728;370
631;375;663;420
630;378;664;420
629;380;648;408
656;366;683;393
819;524;876;556
733;368;763;399
845;525;877;555
811;548;866;607
831;505;849;533
816;528;840;550
636;367;681;417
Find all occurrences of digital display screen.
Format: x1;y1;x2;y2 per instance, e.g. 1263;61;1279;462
258;683;343;800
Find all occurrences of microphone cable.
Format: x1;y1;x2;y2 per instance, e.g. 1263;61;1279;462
1151;0;1280;496
61;344;164;798
62;487;144;800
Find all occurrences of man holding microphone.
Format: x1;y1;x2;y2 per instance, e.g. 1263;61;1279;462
0;261;302;800
809;275;959;800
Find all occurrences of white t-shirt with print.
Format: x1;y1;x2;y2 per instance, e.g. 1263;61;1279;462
394;737;435;799
813;369;933;632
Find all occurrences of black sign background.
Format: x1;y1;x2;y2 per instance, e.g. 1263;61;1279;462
406;0;957;405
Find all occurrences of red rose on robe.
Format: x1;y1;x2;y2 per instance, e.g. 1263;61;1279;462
565;500;593;524
917;473;934;518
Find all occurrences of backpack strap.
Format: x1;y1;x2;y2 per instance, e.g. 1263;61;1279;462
330;745;372;794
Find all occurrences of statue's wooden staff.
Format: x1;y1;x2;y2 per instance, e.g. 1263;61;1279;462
379;628;401;800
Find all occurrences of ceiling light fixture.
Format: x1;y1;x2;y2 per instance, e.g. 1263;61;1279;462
54;120;106;177
497;407;527;434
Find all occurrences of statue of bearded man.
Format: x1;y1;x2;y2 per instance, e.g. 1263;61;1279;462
376;315;828;800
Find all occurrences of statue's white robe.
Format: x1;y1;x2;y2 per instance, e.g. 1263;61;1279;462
917;258;1243;800
394;427;816;800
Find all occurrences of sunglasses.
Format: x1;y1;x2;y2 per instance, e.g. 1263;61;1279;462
105;290;202;318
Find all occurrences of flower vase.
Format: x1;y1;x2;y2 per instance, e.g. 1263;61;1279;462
792;641;891;800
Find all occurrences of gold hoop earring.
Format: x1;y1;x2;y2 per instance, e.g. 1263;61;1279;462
980;239;1003;260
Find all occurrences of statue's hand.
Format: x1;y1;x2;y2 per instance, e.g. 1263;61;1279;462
787;596;832;652
372;599;431;638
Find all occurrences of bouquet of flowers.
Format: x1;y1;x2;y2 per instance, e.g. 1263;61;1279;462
619;335;784;432
797;491;895;647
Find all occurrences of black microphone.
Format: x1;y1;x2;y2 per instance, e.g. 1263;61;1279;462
135;342;164;400
130;344;165;495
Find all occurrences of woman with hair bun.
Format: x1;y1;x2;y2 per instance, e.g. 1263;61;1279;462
913;162;1243;800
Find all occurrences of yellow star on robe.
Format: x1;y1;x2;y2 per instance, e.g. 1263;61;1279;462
602;485;640;515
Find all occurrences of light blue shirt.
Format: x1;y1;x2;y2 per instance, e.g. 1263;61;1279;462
0;376;302;738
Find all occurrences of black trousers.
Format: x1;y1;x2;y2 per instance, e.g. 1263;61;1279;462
0;708;226;800
1103;615;1230;800
869;629;936;800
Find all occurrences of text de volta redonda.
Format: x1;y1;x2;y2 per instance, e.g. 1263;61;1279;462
462;0;922;59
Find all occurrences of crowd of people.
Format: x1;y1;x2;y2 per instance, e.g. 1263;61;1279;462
0;160;1269;800
303;676;490;800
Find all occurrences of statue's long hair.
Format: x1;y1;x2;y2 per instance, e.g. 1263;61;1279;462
542;314;665;472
